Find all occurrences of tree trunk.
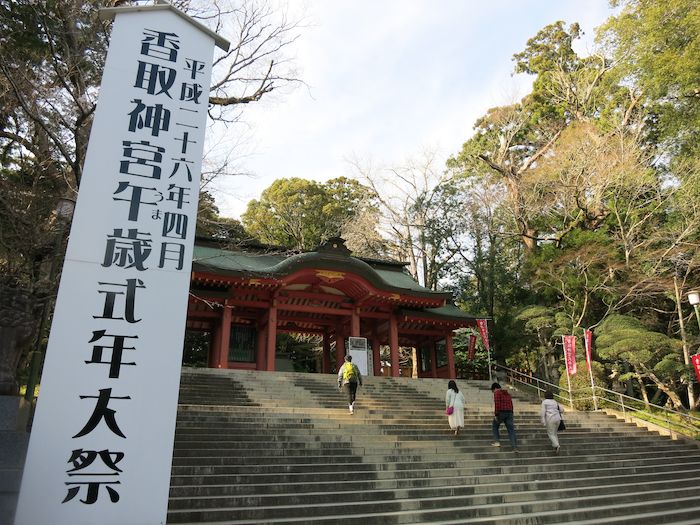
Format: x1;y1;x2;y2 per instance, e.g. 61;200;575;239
673;276;695;408
522;227;538;252
0;286;38;395
650;389;663;405
642;367;684;409
637;378;650;409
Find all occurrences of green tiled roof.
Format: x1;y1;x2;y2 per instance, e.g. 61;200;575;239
193;244;285;274
192;240;450;299
191;238;477;324
399;304;478;322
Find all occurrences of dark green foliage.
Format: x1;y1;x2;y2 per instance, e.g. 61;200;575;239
513;21;583;123
444;2;700;411
595;314;682;365
182;331;210;368
452;330;490;379
560;361;606;410
196;191;254;242
599;0;700;155
510;305;566;381
276;333;320;373
594;314;686;408
242;177;373;251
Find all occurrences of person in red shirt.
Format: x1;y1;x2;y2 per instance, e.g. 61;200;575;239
491;382;518;452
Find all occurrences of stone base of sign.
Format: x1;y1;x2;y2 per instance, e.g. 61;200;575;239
0;396;30;525
0;396;30;431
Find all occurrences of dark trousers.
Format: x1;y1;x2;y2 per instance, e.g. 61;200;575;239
344;382;358;404
492;411;517;448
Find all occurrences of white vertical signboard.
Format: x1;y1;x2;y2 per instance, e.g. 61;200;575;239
348;337;369;376
15;6;227;525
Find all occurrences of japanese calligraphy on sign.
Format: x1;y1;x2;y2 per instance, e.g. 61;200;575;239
16;6;228;525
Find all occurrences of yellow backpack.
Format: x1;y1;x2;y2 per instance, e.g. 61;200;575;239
342;363;358;383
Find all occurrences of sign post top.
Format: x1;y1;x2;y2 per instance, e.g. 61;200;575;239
99;2;230;51
348;337;368;351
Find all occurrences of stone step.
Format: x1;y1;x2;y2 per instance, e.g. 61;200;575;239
168;476;700;511
169;441;691;459
171;418;664;431
169;368;700;524
560;507;700;525
169;463;700;494
170;432;664;447
170;444;694;464
434;496;700;525
170;452;700;478
171;415;635;430
171;423;645;437
170;464;700;497
167;484;698;523
174;403;542;415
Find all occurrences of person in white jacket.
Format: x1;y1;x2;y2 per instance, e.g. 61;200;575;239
445;380;466;436
540;390;563;453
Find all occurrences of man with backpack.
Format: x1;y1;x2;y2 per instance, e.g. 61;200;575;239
337;354;363;414
491;382;518;452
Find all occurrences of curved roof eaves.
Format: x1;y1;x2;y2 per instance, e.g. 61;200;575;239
192;245;451;299
192;245;286;274
399;304;478;322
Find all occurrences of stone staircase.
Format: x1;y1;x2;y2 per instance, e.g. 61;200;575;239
167;368;700;524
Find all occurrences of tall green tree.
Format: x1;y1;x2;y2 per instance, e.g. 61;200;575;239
196;191;251;242
0;0;305;188
241;177;372;251
449;11;700;410
512;305;574;384
596;314;686;409
598;0;700;156
0;0;306;389
449;22;616;253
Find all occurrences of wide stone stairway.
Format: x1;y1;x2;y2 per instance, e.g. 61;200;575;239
167;368;700;524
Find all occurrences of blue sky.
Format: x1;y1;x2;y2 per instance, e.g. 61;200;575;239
209;0;615;219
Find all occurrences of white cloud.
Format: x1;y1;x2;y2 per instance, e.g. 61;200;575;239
210;0;614;218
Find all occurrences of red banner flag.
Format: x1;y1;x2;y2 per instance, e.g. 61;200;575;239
692;354;700;386
584;329;593;372
476;319;490;353
563;335;577;376
468;334;477;360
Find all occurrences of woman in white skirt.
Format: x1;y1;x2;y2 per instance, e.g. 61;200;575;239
445;380;466;436
540;390;562;453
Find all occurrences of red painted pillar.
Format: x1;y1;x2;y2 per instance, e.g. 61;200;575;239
431;339;438;378
351;308;360;337
372;338;381;377
389;314;400;377
266;300;277;372
256;323;266;371
446;332;456;379
322;330;331;373
335;327;345;371
218;305;231;369
209;324;220;368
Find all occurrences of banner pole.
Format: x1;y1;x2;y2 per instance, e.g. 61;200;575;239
586;331;598;411
563;335;573;408
487;346;493;384
588;365;597;410
565;363;573;407
477;320;493;383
